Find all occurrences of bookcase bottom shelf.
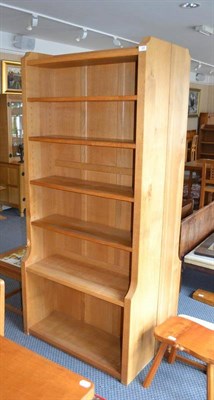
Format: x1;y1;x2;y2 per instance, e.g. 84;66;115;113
29;311;121;379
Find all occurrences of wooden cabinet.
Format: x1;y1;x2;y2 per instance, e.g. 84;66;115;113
0;94;25;215
22;37;190;384
0;162;25;216
198;124;214;159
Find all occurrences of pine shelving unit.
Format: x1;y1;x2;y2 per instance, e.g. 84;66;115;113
22;37;190;384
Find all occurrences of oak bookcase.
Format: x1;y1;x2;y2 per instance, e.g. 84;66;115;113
21;37;190;384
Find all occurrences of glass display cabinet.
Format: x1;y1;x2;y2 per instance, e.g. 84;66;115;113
0;94;25;216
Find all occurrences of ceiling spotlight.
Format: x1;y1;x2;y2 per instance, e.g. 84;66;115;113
195;25;214;36
194;62;202;71
76;28;88;42
179;3;200;8
113;36;123;48
26;14;38;31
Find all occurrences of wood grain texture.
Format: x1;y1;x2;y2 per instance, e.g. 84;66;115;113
30;175;134;202
29;135;136;148
0;336;94;400
27;254;129;306
31;214;132;251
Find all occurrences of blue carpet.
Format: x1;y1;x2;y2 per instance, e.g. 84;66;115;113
1;209;214;399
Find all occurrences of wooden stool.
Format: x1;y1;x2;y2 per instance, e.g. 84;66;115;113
143;315;214;400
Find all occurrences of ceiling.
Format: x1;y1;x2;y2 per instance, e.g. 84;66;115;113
0;0;214;74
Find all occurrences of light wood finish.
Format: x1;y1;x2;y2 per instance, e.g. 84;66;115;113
0;161;25;216
198;124;214;160
199;159;214;208
27;254;129;306
22;37;190;384
143;316;214;400
0;279;5;336
0;336;94;400
30;176;134;202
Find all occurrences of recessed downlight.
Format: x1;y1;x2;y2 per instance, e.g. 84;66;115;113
180;3;200;8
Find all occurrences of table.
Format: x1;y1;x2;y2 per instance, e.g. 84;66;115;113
0;336;95;400
0;246;25;315
184;233;214;272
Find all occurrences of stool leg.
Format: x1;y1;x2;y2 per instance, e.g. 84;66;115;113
167;346;177;364
143;342;168;388
207;364;214;400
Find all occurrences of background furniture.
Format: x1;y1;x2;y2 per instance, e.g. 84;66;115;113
0;94;25;216
199;160;214;208
0;246;24;315
22;37;190;384
179;201;214;273
0;162;25;216
199;113;214;128
198;124;214;160
143;316;214;400
0;336;95;400
0;279;4;336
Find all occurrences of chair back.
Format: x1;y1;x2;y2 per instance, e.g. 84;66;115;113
0;279;5;336
190;134;198;161
199;159;214;208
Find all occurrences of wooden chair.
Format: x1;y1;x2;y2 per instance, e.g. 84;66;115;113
190;134;198;161
0;279;5;336
199;159;214;208
143;315;214;400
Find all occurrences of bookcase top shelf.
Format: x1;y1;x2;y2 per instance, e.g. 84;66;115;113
26;47;139;68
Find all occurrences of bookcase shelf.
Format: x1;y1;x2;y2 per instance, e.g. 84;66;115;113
29;311;121;379
29;135;136;149
27;254;129;306
30;176;134;202
31;214;132;251
22;37;190;384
